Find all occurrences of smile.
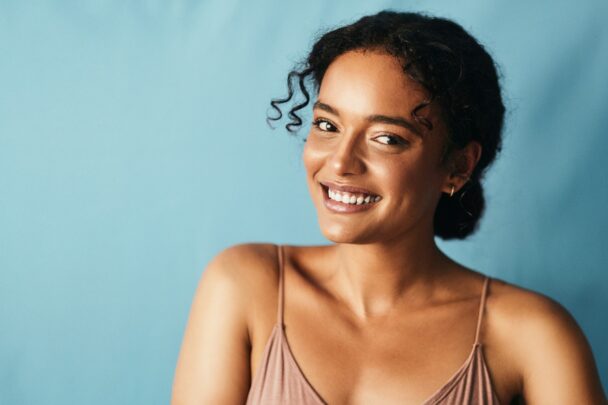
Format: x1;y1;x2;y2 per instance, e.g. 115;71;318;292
319;181;381;213
328;188;380;205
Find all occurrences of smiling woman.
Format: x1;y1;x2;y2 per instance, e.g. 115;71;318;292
171;10;606;405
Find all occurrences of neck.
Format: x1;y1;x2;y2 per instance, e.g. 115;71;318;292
329;229;450;322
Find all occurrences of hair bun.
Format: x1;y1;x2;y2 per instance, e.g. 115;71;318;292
434;178;485;239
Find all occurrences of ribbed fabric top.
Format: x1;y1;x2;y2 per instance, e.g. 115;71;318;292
246;245;501;404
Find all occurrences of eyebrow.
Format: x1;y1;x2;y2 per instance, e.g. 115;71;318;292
313;101;423;137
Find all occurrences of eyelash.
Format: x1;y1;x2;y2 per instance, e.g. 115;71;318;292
312;118;337;132
375;134;408;146
312;118;408;147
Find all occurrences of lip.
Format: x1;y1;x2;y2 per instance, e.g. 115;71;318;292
319;180;379;196
319;181;381;214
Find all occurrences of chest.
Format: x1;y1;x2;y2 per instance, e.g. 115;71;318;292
251;300;518;404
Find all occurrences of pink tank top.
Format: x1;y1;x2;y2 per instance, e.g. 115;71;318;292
246;245;501;404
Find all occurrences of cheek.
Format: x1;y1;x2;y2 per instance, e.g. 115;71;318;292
373;156;424;189
377;156;444;204
302;141;314;178
302;135;325;178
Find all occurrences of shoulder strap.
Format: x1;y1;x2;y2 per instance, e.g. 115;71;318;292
277;244;285;326
473;276;491;346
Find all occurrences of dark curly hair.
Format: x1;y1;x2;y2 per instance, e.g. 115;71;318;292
269;10;505;240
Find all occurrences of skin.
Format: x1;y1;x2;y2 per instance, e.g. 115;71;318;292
171;50;607;404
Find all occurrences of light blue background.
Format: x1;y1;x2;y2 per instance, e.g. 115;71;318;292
1;1;606;403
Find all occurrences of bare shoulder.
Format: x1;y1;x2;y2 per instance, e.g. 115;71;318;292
486;277;606;404
202;242;283;323
486;277;592;353
486;277;583;334
204;242;279;289
171;242;280;405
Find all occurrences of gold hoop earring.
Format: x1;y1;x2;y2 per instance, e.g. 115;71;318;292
449;185;455;197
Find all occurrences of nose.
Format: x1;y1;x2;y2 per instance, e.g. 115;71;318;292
327;130;365;176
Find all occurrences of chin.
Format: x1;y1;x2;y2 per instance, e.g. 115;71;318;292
318;221;376;244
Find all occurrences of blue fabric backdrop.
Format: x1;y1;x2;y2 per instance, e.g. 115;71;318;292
1;1;606;403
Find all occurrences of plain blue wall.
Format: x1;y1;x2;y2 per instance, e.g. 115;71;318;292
1;1;606;403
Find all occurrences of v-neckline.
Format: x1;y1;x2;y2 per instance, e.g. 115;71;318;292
274;322;484;405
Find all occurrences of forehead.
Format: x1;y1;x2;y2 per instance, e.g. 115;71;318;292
317;50;429;118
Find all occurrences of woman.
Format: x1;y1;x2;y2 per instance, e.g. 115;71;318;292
172;11;606;404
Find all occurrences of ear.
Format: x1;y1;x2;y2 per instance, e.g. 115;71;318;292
442;141;482;195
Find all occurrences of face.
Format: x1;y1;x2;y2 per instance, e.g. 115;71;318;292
303;50;455;244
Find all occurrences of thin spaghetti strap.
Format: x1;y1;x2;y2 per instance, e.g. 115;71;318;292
276;244;285;326
473;276;491;346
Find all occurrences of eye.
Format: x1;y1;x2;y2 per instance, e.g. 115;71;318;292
373;134;408;146
312;118;337;132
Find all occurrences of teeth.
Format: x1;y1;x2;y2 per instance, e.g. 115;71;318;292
327;187;380;205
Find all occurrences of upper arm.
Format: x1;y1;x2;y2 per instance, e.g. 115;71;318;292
515;293;607;405
171;244;257;405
